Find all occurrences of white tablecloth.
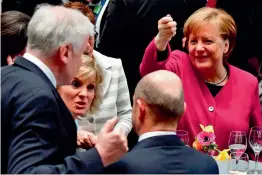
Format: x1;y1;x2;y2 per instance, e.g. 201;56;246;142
216;160;262;174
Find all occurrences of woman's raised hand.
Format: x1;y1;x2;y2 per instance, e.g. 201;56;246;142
155;15;177;51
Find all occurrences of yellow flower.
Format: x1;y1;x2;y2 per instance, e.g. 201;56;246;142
216;149;230;161
200;124;214;133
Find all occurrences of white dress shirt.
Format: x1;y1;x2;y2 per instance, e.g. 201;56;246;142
138;131;176;142
23;53;56;87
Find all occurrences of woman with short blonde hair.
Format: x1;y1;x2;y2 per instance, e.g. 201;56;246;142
58;55;103;117
64;2;132;142
57;55;103;148
183;7;236;59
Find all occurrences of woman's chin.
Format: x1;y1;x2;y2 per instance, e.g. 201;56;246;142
72;111;87;118
193;61;213;72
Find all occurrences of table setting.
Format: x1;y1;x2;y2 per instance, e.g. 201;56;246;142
176;125;262;174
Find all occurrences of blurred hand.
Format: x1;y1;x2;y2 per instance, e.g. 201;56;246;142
114;127;123;134
95;117;128;167
155;15;177;51
77;130;97;149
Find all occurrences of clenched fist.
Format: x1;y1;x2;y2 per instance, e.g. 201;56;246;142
155;15;177;51
95;117;128;167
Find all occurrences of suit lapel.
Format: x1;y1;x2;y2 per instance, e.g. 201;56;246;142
14;56;77;144
102;69;112;96
93;51;112;96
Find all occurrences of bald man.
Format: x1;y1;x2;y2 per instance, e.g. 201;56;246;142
105;70;219;174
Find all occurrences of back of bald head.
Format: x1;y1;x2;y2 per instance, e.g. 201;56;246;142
134;70;184;119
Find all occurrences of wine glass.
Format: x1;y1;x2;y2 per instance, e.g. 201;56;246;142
176;130;189;146
248;126;262;174
228;153;249;175
228;131;247;159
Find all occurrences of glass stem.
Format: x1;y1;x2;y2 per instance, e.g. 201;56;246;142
255;152;259;171
236;157;239;171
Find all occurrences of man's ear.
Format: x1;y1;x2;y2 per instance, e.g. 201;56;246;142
137;99;146;122
59;44;71;65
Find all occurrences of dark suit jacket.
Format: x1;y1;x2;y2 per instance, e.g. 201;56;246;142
2;0;62;16
105;135;219;174
97;0;205;97
1;57;104;174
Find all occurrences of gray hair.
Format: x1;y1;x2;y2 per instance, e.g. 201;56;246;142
135;70;184;119
26;4;95;56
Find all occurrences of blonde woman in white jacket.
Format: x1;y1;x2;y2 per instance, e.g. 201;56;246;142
64;2;132;149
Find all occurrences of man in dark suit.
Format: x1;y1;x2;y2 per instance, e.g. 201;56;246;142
105;70;219;174
1;5;128;174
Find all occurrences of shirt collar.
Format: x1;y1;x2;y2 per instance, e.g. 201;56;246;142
138;131;176;142
23;53;56;87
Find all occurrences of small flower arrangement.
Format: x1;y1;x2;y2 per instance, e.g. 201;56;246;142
192;124;218;156
192;124;230;160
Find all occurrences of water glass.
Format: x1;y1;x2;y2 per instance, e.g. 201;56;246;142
228;131;247;159
249;126;262;174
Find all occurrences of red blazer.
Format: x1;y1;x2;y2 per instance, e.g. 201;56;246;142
140;39;262;152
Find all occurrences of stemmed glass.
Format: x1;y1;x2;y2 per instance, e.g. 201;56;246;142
248;126;262;174
228;131;247;158
228;131;247;171
176;130;189;146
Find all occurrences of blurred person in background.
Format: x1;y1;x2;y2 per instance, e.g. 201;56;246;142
1;11;30;67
